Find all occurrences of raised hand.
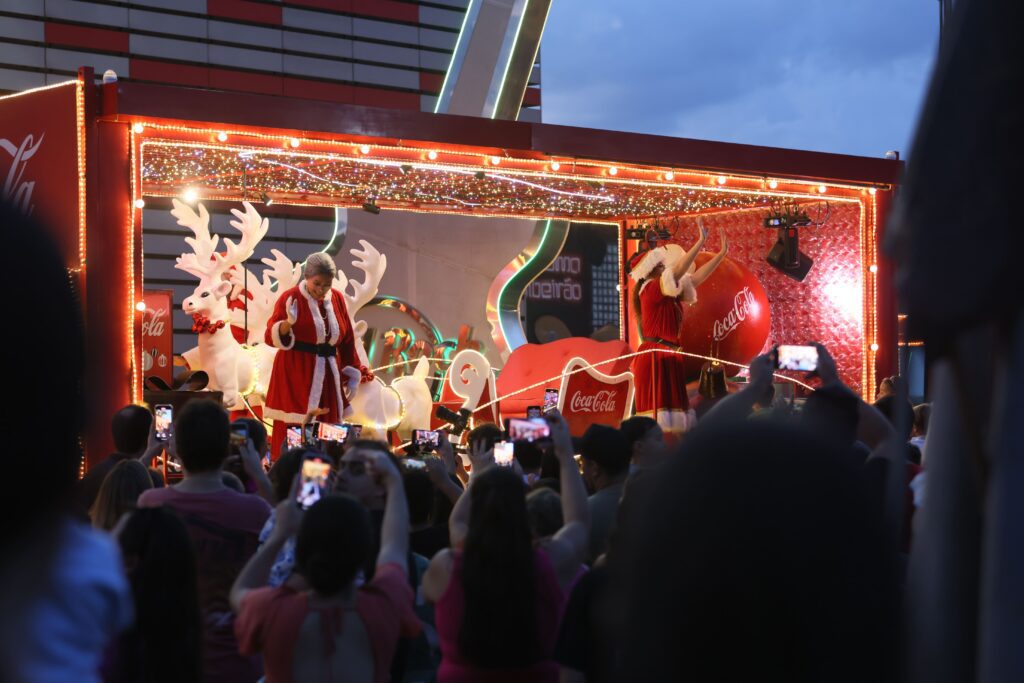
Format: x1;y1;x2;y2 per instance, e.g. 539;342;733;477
286;296;299;325
341;366;361;400
544;409;575;462
810;342;840;386
718;227;729;255
468;438;495;476
748;352;776;387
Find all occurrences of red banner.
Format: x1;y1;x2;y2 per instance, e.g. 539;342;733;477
0;82;80;267
141;290;174;386
557;357;635;437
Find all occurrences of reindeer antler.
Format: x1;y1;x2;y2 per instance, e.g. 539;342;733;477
340;240;387;314
261;249;301;292
221;201;269;270
172;199;220;281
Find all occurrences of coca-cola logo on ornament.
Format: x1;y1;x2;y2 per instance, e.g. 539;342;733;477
142;307;170;337
569;389;618;413
1;133;44;216
712;287;757;342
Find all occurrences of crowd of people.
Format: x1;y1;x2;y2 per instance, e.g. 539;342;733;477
3;205;933;683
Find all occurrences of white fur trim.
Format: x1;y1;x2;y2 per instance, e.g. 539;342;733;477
636;408;698;434
307;356;326;415
630;249;667;282
299;281;326;344
327;356;345;418
270;320;296;350
660;268;684;297
323;289;341;345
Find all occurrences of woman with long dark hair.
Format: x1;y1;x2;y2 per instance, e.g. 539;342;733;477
423;411;589;682
90;460;153;531
106;507;202;683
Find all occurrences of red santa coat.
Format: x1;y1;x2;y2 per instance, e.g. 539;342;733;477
631;267;699;436
263;282;364;424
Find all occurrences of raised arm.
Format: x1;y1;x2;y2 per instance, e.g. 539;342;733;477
367;451;410;571
544;411;590;584
691;228;729;287
230;477;302;613
447;439;494;549
671;222;708;279
811;342;895;449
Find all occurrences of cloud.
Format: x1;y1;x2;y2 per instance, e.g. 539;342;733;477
540;0;939;157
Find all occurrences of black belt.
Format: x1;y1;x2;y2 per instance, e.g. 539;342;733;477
641;336;683;351
293;341;336;358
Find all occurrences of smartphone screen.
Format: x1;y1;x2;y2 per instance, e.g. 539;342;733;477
402;458;427;470
413;429;441;451
229;424;248;449
494;441;514;466
343;423;363;442
286;426;303;449
303;422;319;446
296;457;331;510
508;418;551;442
777;345;819;372
317;422;349;443
526;406;542;419
154;404;173;441
543;389;559;413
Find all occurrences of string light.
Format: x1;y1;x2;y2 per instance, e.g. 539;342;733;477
0;79;76;101
76;80;87;270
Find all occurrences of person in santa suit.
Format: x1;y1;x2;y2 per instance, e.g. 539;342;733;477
264;252;372;454
629;222;728;440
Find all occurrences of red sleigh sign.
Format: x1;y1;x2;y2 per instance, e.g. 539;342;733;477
557;358;635;437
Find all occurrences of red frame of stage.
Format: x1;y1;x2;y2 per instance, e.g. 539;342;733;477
36;68;902;465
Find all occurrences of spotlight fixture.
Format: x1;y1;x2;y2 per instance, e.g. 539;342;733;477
259;192;274;206
399;164;413;174
362;198;380;214
762;204;826;282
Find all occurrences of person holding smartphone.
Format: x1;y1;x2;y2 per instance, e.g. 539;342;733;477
422;410;590;683
231;450;419;683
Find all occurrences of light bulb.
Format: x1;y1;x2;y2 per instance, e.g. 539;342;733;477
132;123;144;133
289;138;300;148
870;343;879;352
427;150;438;160
869;264;878;273
818;184;827;193
608;166;618;176
768;179;778;190
868;187;877;195
490;156;501;166
550;161;560;171
216;132;228;142
717;176;727;185
183;188;198;203
134;199;146;209
664;171;674;181
359;145;370;154
135;301;147;312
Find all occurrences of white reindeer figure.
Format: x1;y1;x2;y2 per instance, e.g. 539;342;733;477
174;199;268;409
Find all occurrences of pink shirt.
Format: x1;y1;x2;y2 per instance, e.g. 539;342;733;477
235;563;420;683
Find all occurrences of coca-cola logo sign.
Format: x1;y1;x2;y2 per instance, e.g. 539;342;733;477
712;287;757;342
141;305;169;337
0;133;44;216
569;389;618;413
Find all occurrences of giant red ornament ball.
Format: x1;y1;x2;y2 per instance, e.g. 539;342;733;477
678;252;771;381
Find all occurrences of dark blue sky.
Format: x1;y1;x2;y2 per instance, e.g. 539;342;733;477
541;0;939;159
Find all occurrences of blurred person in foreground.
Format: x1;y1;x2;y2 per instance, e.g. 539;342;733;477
579;424;631;562
137;399;272;683
422;410;589;682
0;202;132;682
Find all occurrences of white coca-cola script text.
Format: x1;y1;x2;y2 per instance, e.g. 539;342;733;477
712;287;756;342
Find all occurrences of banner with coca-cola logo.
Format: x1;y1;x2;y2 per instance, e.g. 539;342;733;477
557;357;635;437
0;83;79;267
141;290;174;386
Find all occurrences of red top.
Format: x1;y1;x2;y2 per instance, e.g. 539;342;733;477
235;563;420;683
434;549;564;683
638;278;686;345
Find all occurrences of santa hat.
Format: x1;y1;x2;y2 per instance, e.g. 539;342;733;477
629;244;692;282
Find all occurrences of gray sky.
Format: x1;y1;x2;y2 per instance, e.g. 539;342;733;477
541;0;939;159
